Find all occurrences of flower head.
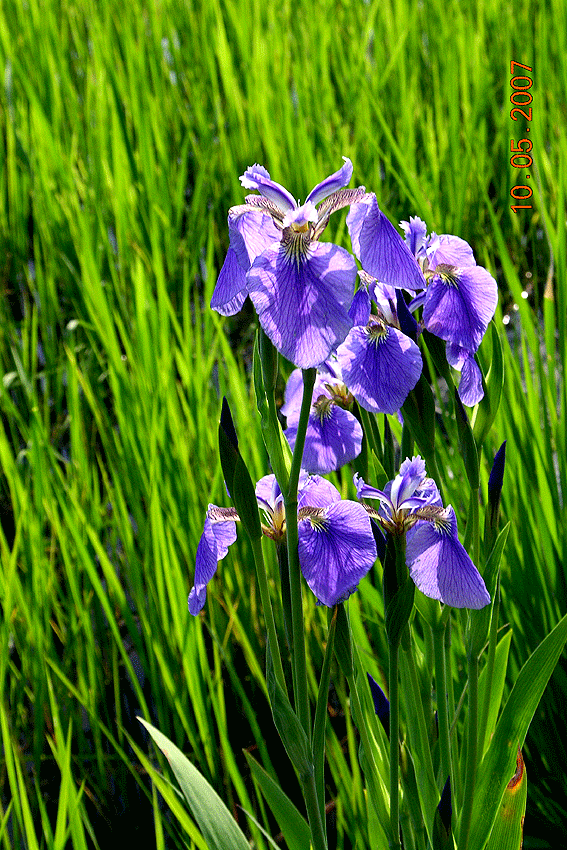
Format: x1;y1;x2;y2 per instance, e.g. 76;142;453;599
212;159;366;368
401;217;498;405
189;471;377;613
282;364;363;474
355;457;490;609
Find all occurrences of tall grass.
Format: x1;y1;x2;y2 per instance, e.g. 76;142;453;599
0;0;565;846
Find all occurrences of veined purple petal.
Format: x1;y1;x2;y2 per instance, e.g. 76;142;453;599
346;194;427;291
423;265;498;352
349;287;372;326
353;473;389;503
406;507;490;609
297;473;342;509
247;241;355;369
400;216;428;259
336;323;422;414
298;501;377;606
240;164;297;212
228;205;281;270
306;157;353;207
390;456;427;508
255;474;280;511
211;247;249;316
428;233;476;268
446;344;484;406
189;510;238;614
286;405;363;474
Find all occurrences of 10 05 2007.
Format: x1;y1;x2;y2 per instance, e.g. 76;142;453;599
510;61;533;213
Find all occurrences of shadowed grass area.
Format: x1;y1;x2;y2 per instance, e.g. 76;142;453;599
0;0;565;846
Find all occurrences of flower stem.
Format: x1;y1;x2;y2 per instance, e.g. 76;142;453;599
285;368;316;736
458;647;479;850
250;536;287;696
432;615;452;788
388;642;401;850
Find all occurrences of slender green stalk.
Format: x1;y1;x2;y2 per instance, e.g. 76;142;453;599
300;770;328;850
432;618;451;787
285;368;316;736
312;608;338;840
478;577;501;757
458;648;479;850
388;643;402;850
250;537;287;696
400;628;438;803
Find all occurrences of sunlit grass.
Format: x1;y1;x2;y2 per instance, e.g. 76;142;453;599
0;0;565;846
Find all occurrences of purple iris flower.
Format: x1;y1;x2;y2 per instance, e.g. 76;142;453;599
282;364;363;474
211;159;366;368
401;217;498;405
334;272;423;415
189;471;377;613
355;457;490;609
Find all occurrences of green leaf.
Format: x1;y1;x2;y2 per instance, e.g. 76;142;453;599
485;749;527;850
266;645;313;778
468;612;567;850
243;752;311;850
138;718;250;850
477;629;512;756
469;523;510;656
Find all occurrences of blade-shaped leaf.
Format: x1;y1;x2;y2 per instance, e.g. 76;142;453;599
244;751;310;850
468;611;567;850
485;749;527;850
139;718;250;850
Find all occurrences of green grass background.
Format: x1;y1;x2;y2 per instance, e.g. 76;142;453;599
0;0;565;846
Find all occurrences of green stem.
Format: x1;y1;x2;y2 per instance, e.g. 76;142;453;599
285;368;316;737
478;577;501;758
250;537;287;697
388;643;401;850
400;627;438;800
300;769;328;850
432;617;451;787
459;648;479;850
312;608;337;836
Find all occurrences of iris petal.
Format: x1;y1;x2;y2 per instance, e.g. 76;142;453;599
423;265;498;352
337;324;422;414
286;405;363;474
247;241;355;368
406;507;490;608
347;194;426;291
189;511;238;614
298;501;377;606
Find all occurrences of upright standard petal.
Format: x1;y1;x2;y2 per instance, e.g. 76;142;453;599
240;164;297;212
406;507;490;609
305;157;354;207
336;322;422;414
188;509;238;614
298;501;377;606
247;240;355;368
346;194;427;292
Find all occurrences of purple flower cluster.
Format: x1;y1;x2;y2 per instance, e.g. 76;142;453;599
189;472;377;612
355;456;490;609
190;457;489;614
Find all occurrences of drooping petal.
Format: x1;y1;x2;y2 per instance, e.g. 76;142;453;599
446;344;485;406
306;157;353;207
211;247;249;316
346;194;427;291
247;240;355;368
240;164;297;212
298;501;377;606
336;322;422;414
423;264;498;352
228;205;282;270
188;509;238;614
285;404;363;474
406;507;490;609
